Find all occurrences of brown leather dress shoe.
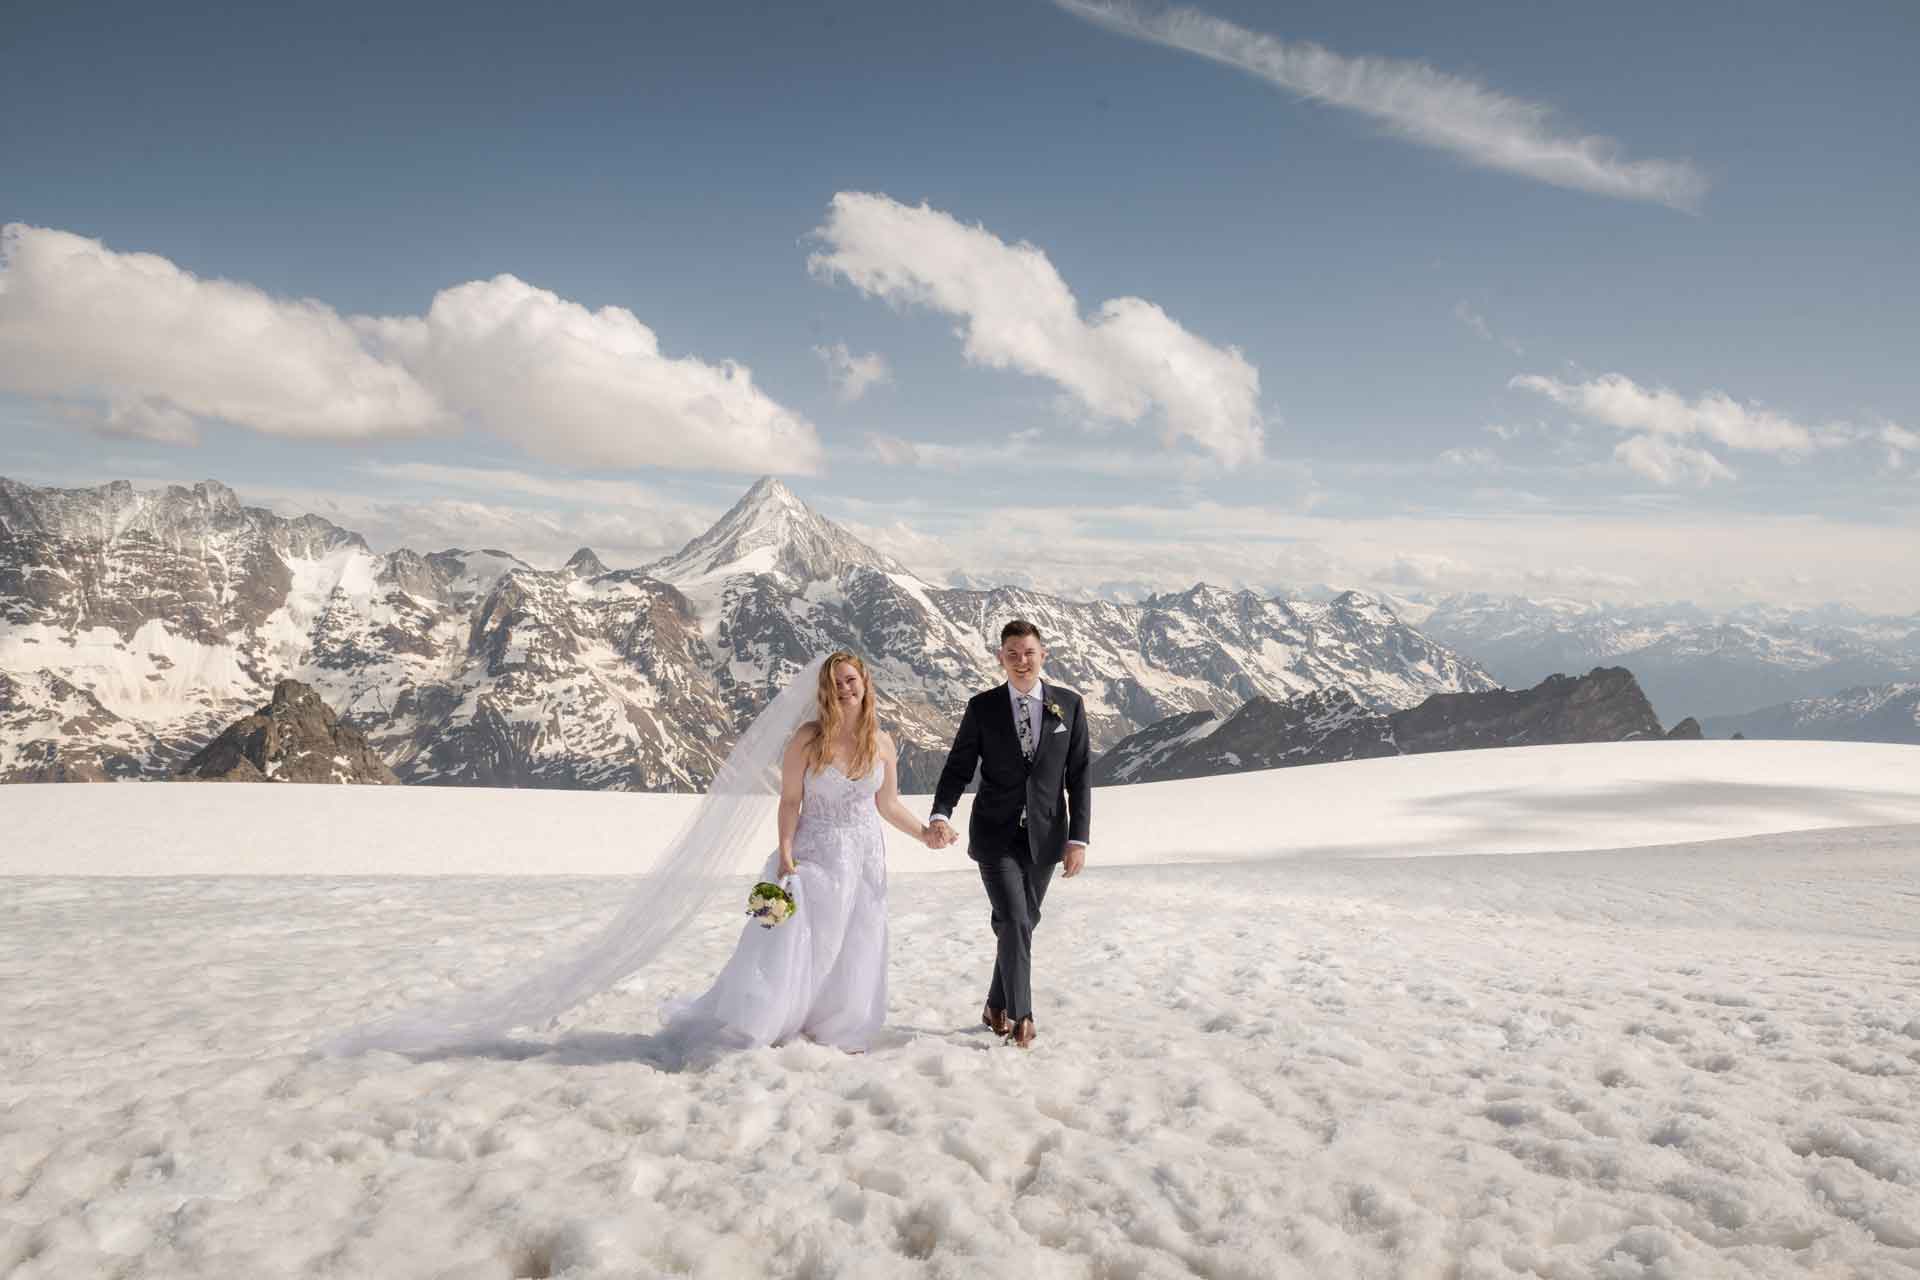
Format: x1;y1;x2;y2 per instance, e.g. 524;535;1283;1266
982;1003;1011;1036
1010;1016;1036;1049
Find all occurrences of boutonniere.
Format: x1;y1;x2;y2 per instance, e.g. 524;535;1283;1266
1046;700;1064;720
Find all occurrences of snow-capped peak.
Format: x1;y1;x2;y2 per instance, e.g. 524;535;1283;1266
563;547;609;580
646;476;907;585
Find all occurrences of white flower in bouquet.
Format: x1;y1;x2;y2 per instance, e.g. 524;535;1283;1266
746;880;796;928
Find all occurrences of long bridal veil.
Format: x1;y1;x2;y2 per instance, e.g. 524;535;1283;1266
323;655;829;1056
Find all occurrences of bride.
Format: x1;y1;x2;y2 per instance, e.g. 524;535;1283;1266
325;650;928;1059
661;650;933;1052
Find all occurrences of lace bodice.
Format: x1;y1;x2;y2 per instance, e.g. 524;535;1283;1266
798;758;885;833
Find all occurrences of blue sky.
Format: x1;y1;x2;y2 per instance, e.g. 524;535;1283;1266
4;0;1915;609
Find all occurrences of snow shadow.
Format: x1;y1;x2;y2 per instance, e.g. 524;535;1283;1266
1288;779;1920;860
397;1030;729;1073
394;1022;994;1071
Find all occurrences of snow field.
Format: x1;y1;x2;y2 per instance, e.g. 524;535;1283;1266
9;740;1920;877
3;743;1919;1276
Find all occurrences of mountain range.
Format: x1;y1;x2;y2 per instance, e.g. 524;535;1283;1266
1402;593;1920;722
1702;683;1920;745
0;474;1499;790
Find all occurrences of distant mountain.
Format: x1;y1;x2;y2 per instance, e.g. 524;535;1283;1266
1702;683;1920;744
1415;593;1920;722
1096;667;1688;785
0;474;1498;790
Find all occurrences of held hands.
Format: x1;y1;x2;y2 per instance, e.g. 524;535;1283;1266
928;818;959;850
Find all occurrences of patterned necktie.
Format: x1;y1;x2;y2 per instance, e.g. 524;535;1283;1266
1016;694;1035;761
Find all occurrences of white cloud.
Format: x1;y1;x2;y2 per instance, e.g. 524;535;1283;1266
1510;373;1817;455
0;224;821;474
1053;1;1708;212
1508;371;1871;486
362;273;822;473
1613;433;1737;487
813;343;892;402
0;224;445;444
809;192;1265;467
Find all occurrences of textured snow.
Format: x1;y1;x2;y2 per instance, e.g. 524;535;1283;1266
0;620;256;722
4;744;1920;1277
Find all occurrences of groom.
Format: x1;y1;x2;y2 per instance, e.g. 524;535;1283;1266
930;620;1091;1050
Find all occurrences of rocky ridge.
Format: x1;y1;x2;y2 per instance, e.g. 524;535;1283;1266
176;680;399;783
1701;683;1920;745
1095;666;1692;784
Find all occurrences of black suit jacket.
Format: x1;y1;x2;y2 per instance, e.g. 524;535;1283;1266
933;682;1091;864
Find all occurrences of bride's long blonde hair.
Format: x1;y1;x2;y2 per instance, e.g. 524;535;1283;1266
805;650;880;777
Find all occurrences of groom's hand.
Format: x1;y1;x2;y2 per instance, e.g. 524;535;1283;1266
1063;844;1087;877
930;818;956;849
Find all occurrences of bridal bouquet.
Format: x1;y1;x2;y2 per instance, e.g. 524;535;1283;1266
746;879;796;928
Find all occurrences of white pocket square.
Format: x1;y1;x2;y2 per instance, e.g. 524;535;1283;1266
1051;724;1066;734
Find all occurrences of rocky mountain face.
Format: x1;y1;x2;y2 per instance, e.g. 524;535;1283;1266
1412;593;1920;723
0;474;1499;791
176;679;398;783
1095;666;1688;784
1092;688;1399;784
0;670;152;781
1701;683;1920;745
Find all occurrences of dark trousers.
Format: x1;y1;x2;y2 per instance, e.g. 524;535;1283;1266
979;847;1056;1022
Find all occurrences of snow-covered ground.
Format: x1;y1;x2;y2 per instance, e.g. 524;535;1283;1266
5;742;1920;1277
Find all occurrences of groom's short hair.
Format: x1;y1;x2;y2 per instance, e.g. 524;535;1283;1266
1000;619;1043;645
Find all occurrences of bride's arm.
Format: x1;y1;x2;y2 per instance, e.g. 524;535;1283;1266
873;734;933;844
776;726;812;875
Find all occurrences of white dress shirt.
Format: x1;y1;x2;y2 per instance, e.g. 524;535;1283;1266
933;678;1086;848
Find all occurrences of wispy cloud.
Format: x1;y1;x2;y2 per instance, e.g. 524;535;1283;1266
236;478;708;570
1053;1;1708;212
1612;433;1736;487
1436;446;1501;472
1881;423;1920;469
813;343;892;402
1453;301;1525;356
1453;301;1495;343
809;192;1265;467
838;492;1919;613
357;460;698;514
1509;371;1848;486
856;428;1266;483
0;224;822;474
1510;373;1817;454
1384;552;1476;588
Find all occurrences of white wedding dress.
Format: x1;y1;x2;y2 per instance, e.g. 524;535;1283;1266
660;756;890;1053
